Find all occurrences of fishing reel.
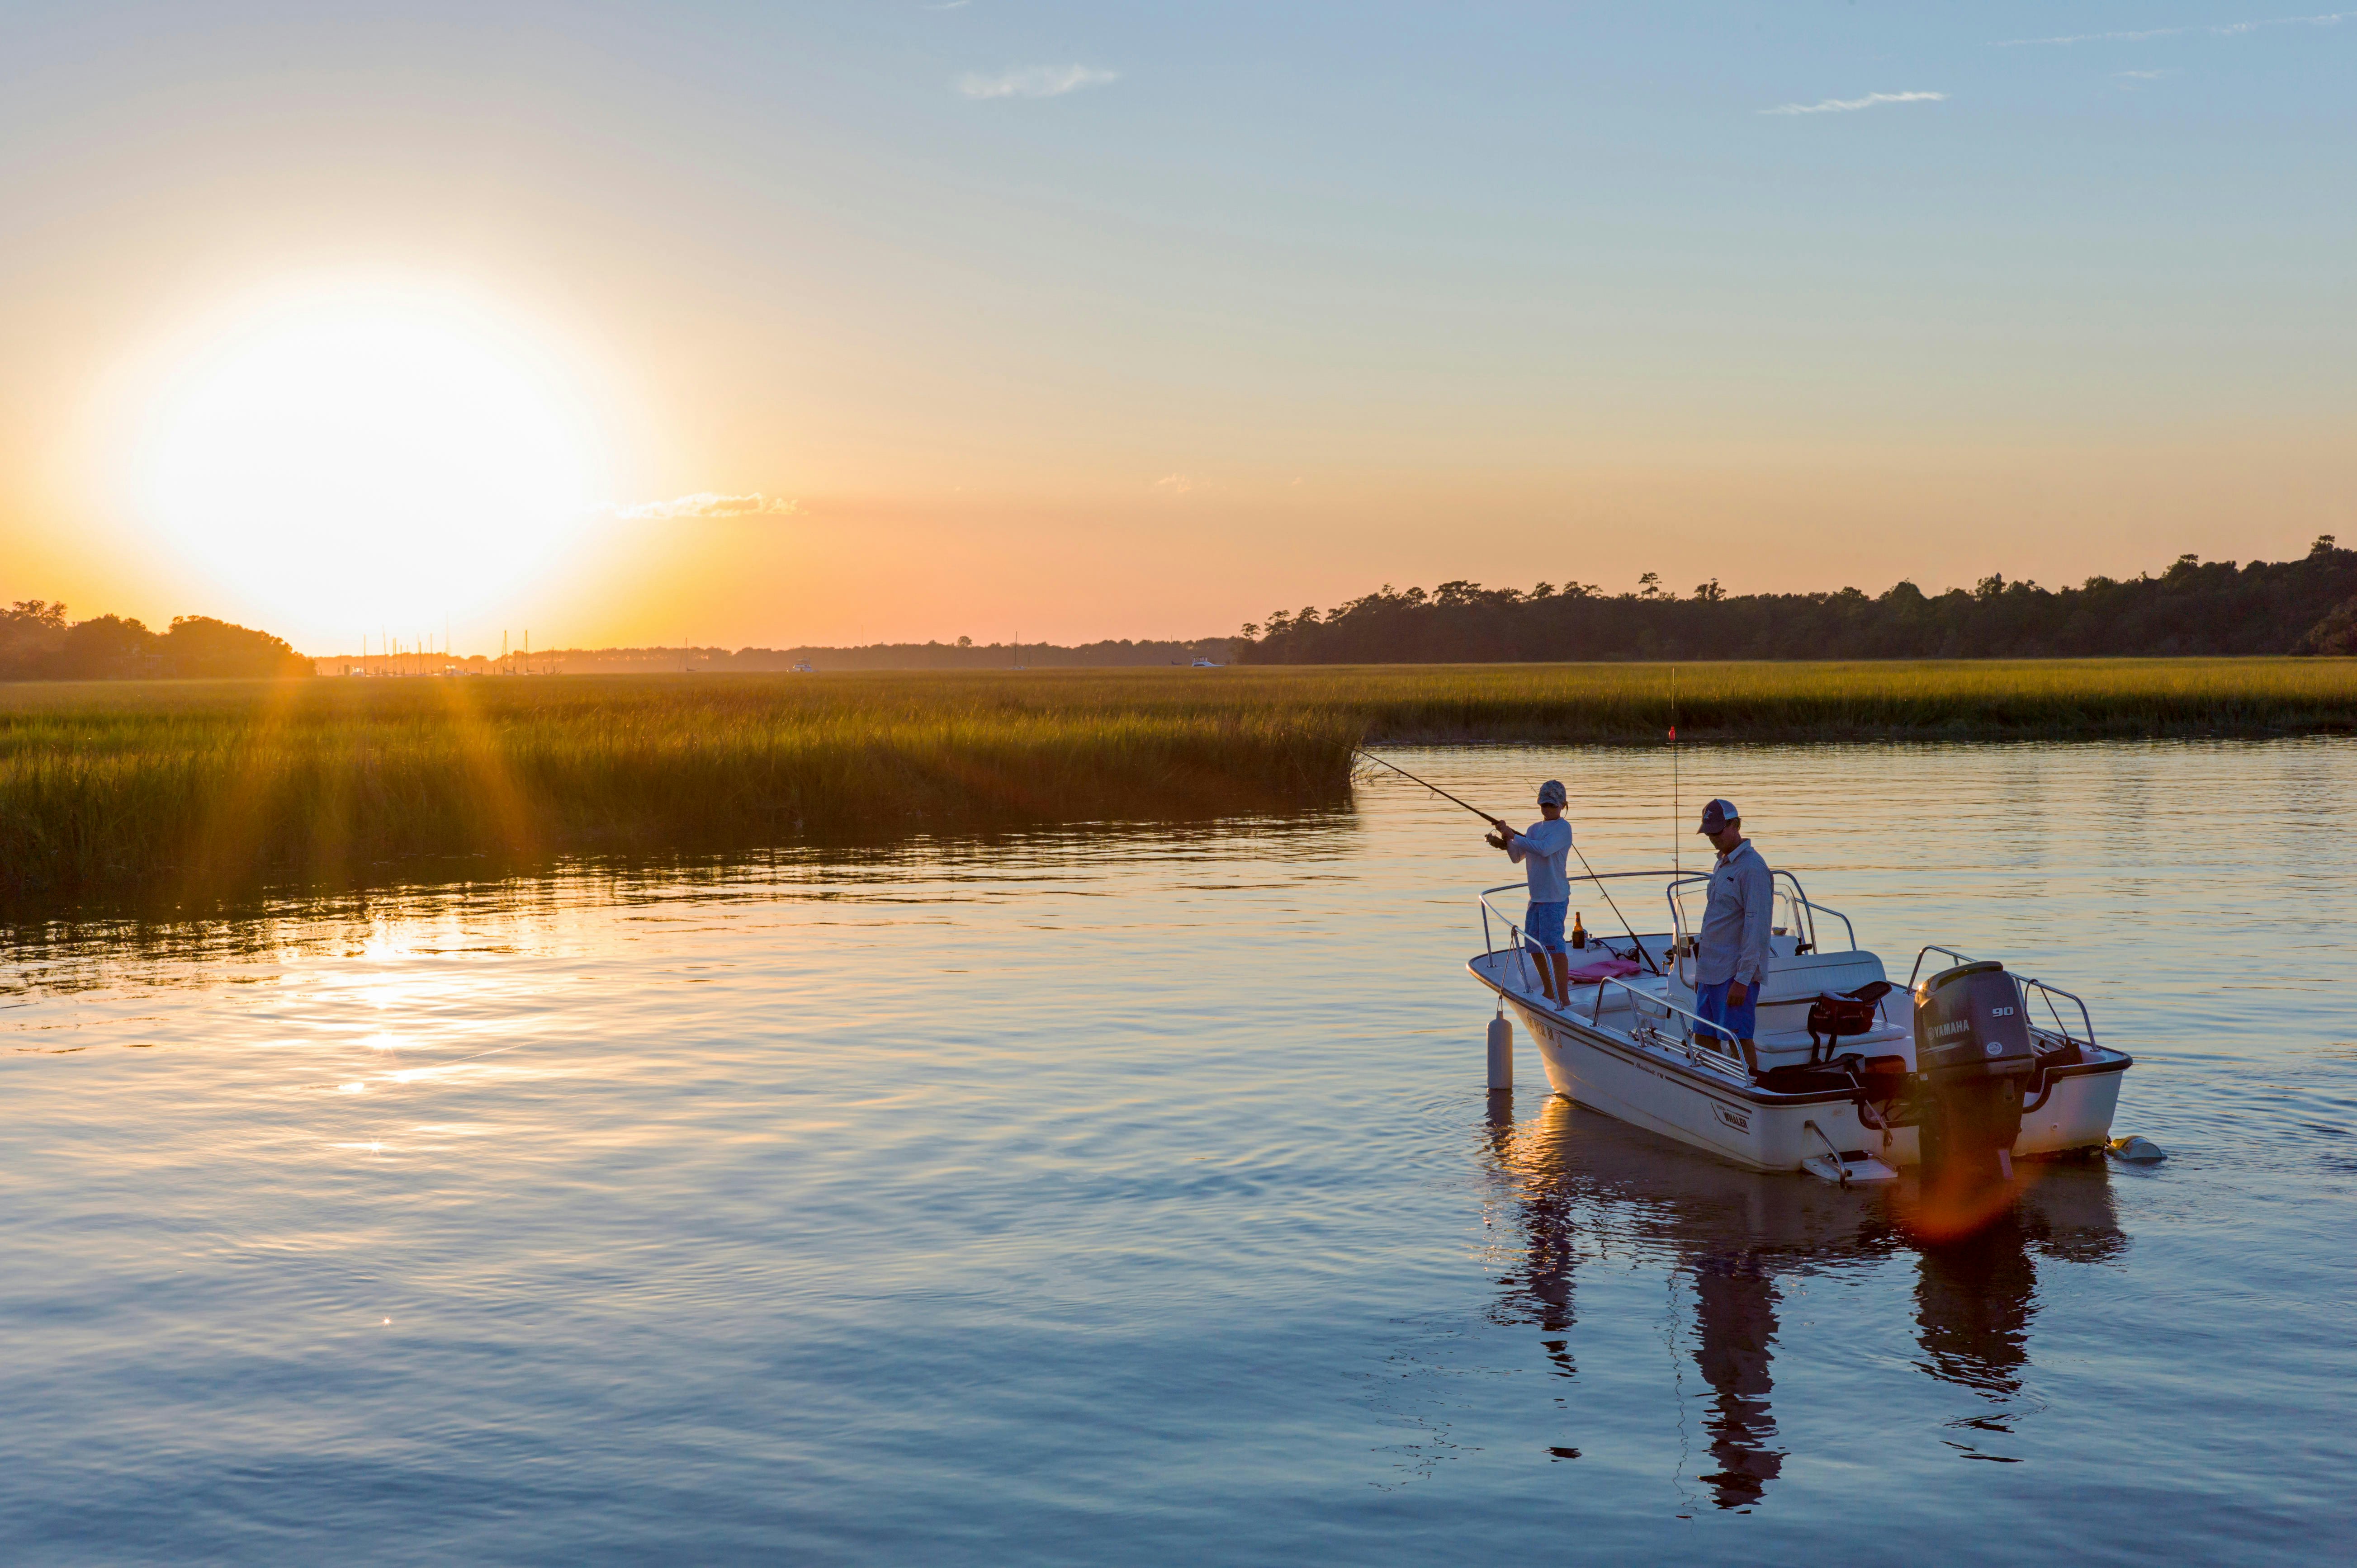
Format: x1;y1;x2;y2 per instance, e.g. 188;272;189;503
1484;830;1507;850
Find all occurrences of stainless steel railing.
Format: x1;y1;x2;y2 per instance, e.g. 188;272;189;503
1589;973;1751;1078
1477;878;1748;1077
1664;868;1855;963
1478;874;1677;973
1906;945;2098;1051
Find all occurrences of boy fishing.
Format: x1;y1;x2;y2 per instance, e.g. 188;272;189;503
1489;781;1574;1003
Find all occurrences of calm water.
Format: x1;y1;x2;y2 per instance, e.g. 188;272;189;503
3;741;2352;1565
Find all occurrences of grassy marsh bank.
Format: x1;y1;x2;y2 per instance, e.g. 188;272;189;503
0;674;1355;905
1312;656;2357;742
2;659;2348;906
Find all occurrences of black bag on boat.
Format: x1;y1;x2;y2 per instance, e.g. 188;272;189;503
1806;981;1894;1063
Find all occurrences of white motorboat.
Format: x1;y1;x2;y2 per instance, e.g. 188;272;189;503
1467;871;2132;1185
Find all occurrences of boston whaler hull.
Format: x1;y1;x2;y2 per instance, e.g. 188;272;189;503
1467;872;2131;1181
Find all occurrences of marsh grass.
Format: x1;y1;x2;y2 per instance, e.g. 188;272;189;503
2;659;2348;907
1287;656;2357;741
0;674;1355;906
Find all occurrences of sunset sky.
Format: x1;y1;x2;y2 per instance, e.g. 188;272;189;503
4;2;2352;653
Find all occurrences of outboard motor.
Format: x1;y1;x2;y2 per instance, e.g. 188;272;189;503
1913;962;2035;1183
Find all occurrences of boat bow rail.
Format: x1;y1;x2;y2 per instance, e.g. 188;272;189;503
1477;871;1682;978
1477;875;1751;1075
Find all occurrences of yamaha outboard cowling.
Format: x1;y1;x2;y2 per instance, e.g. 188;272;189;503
1913;961;2035;1182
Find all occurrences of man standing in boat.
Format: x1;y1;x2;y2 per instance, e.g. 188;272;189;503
1695;798;1773;1074
1490;780;1576;1005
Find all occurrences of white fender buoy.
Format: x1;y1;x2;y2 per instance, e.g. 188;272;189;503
2106;1135;2166;1163
1487;1013;1514;1092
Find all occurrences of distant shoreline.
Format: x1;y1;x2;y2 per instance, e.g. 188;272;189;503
305;637;1237;676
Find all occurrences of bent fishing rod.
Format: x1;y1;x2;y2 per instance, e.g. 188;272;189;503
1353;748;1662;976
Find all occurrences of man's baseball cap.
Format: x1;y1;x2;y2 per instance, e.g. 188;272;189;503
1697;798;1739;833
1537;779;1567;806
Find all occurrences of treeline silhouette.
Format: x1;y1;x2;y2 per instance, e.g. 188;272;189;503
1;601;310;680
1236;538;2357;663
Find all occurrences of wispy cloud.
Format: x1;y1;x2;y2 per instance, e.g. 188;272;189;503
617;492;800;520
2117;68;2179;78
957;64;1118;99
1995;10;2355;46
1761;90;1946;116
1152;473;1193;495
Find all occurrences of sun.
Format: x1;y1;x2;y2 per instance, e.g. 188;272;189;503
129;284;611;639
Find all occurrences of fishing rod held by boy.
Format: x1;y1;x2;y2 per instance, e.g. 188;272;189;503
1354;748;1661;982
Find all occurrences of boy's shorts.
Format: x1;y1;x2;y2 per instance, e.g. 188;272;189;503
1524;901;1568;955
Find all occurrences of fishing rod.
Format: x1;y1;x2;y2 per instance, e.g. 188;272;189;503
1566;842;1663;976
1353;746;1504;826
1353;747;1662;976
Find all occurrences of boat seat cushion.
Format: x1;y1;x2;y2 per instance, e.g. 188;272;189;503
1754;953;1889;1006
1750;1020;1908;1067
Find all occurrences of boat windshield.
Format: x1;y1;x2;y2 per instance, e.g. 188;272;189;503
1664;869;1856;957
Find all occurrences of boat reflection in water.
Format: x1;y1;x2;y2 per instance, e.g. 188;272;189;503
1482;1096;2125;1510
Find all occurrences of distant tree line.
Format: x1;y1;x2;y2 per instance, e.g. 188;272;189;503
1235;538;2357;663
1;601;311;680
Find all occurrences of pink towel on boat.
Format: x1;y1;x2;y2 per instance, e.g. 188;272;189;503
1565;957;1642;984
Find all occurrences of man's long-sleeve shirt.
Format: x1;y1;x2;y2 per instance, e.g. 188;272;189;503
1695;838;1773;987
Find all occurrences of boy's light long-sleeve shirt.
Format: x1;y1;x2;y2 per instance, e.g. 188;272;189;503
1508;817;1574;902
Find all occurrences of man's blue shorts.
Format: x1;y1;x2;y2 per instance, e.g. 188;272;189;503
1524;900;1568;955
1696;978;1758;1045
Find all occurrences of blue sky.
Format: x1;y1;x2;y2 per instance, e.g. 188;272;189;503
3;3;2351;645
